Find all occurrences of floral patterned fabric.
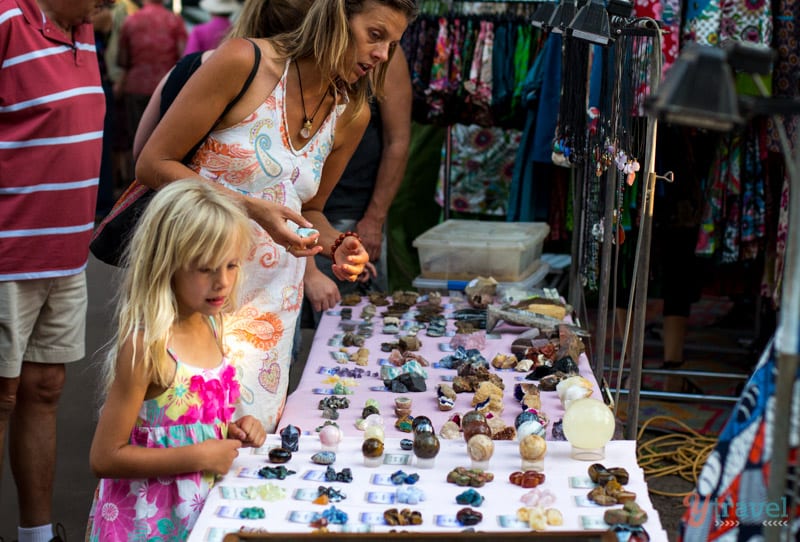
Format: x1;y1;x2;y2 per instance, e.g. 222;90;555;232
87;356;239;541
682;0;771;45
189;61;345;432
435;124;521;216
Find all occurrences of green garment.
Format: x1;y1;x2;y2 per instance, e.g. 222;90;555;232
387;122;445;291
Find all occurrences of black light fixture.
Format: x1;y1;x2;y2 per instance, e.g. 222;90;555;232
645;43;743;131
566;0;612;45
606;0;635;18
549;0;579;34
530;1;558;30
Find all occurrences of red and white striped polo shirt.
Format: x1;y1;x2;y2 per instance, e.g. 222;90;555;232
0;0;105;280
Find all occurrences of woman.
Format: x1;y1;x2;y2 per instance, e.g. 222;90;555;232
136;0;417;432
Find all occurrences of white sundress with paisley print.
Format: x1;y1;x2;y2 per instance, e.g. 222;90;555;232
188;59;347;432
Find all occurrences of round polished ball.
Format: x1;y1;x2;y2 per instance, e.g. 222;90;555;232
562;398;615;456
413;431;441;459
519;434;547;460
462;418;492;443
412;415;434;434
362;437;385;458
466;434;494;462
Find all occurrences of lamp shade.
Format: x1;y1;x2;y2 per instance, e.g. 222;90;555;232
567;0;612;45
562;397;616;460
550;0;579;34
646;43;743;131
531;1;558;29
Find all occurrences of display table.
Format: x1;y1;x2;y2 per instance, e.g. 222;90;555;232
188;295;667;540
282;296;603;440
188;435;667;541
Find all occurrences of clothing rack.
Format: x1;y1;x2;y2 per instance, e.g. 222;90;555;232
403;2;544;221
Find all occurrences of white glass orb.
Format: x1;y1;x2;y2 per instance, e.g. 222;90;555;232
562;397;615;461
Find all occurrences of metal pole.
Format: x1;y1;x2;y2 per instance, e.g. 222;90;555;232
593;167;617;387
569;166;584;313
623;122;657;439
624;18;663;440
763;76;800;541
443;125;452;222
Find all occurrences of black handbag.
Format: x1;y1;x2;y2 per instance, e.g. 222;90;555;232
90;39;261;267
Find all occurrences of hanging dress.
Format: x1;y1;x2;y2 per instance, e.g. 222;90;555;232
87;339;240;540
188;60;346;432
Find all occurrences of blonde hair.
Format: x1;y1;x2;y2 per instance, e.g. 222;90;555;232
229;0;313;39
270;0;418;116
103;179;254;392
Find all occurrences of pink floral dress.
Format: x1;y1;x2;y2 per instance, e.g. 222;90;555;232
87;355;240;541
187;59;346;432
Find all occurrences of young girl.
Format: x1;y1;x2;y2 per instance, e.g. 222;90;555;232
87;179;266;541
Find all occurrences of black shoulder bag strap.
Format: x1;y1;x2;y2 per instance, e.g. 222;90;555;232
180;38;262;163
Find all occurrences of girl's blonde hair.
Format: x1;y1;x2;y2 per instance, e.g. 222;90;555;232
103;179;254;393
270;0;418;116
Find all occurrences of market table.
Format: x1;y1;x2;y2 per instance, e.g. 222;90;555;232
281;295;603;440
188;294;667;541
188;435;668;541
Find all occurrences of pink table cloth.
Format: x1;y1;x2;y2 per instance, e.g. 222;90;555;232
282;296;603;440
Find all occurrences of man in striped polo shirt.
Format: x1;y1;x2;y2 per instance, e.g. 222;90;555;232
0;1;112;541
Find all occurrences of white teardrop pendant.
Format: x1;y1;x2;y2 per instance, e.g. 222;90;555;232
300;120;312;139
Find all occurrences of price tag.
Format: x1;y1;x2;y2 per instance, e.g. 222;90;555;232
219;486;251;500
569;476;595;488
216;506;244;519
288;510;317;524
204;527;233;542
497;515;528;529
575;495;602;507
312;388;337;395
371;473;396;486
236;467;263;479
581;515;609;529
366;491;396;504
302;470;327;482
434;515;460;527
383;453;412;465
360;512;387;525
293;488;320;501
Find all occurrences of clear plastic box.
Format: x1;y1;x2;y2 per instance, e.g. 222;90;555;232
412;220;550;282
412;259;550;295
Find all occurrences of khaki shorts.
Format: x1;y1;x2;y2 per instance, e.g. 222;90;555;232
0;272;87;378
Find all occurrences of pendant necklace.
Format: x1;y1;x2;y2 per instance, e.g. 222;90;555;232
295;59;328;139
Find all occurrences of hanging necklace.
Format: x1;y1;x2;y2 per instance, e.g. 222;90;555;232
295;60;328;139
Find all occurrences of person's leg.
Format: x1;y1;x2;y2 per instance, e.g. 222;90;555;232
0;279;43;484
662;315;688;365
10;362;66;527
9;273;86;537
0;375;20;480
659;227;701;392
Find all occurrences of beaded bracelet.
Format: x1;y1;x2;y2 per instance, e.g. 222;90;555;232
330;231;360;260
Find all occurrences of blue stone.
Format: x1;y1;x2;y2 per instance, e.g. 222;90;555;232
311;451;336;465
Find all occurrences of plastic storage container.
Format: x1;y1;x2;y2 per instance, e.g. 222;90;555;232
413;220;550;282
412;259;550;295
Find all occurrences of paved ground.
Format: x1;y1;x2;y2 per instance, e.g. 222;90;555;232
0;256;687;541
